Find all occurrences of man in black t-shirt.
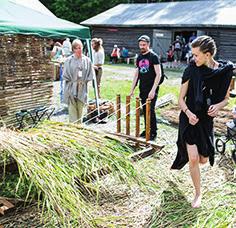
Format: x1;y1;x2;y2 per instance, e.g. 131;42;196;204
130;35;161;140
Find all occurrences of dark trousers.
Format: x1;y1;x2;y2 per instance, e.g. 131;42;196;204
140;94;157;135
110;56;118;63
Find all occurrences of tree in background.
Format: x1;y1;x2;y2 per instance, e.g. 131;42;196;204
40;0;127;24
40;0;195;24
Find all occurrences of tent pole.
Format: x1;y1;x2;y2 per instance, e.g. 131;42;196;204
86;38;100;116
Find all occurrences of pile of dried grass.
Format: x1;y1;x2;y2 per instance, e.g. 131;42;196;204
0;121;142;227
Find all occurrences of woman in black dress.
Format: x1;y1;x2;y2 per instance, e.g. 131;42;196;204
171;36;235;208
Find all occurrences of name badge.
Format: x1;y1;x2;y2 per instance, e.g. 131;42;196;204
78;70;82;78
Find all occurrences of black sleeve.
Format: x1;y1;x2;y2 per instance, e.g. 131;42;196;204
216;70;233;102
152;54;160;65
181;66;192;84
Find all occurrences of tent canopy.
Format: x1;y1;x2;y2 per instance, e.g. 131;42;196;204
0;0;90;39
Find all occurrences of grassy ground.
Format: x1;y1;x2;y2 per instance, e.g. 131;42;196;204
1;63;235;227
87;63;236;227
89;63;235;108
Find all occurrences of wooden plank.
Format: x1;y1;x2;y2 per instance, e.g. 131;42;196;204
156;94;174;108
106;132;164;150
0;198;14;216
130;147;155;161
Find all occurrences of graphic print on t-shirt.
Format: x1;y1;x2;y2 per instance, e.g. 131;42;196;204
139;59;150;74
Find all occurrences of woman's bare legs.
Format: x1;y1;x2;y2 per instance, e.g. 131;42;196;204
186;144;201;208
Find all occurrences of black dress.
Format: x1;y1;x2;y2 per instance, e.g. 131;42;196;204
171;61;234;170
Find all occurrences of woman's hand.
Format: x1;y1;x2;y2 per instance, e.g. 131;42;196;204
186;110;199;125
208;104;220;117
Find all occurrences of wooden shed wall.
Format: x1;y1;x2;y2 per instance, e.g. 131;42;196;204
91;26;236;62
91;27;154;56
0;35;53;127
208;29;236;62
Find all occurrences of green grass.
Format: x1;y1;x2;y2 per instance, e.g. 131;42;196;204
90;64;235;109
147;182;236;228
0;174;38;199
87;64;235;227
1;64;235;227
100;78;135;102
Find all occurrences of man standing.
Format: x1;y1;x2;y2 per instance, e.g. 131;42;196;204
130;35;161;140
92;38;105;98
63;39;95;123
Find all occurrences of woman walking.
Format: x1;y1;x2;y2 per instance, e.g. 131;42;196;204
171;36;235;208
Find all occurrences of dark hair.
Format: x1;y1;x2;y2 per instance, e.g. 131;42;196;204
92;38;103;52
191;35;217;56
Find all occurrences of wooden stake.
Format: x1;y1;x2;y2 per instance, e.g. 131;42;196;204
126;95;131;135
230;77;235;91
146;98;151;141
135;97;140;147
116;94;121;133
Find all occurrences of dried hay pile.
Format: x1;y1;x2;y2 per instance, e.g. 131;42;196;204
0;123;235;227
0;121;142;227
0;34;53;126
161;104;233;135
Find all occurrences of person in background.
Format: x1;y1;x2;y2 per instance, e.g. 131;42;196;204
172;36;183;68
130;35;161;140
51;42;64;60
166;45;174;68
171;35;235;208
92;38;105;98
179;33;186;46
63;39;95;123
121;47;129;62
62;38;72;57
189;32;197;43
110;44;120;64
185;42;192;64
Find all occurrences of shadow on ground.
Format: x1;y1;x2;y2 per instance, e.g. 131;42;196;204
146;180;201;227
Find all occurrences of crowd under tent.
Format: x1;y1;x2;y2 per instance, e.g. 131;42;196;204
0;0;91;127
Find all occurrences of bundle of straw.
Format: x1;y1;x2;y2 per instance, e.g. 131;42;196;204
0;121;141;227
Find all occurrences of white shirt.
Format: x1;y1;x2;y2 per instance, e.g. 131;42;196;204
92;49;105;65
63;39;72;56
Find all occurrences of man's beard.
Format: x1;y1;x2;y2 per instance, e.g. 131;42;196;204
140;48;147;53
